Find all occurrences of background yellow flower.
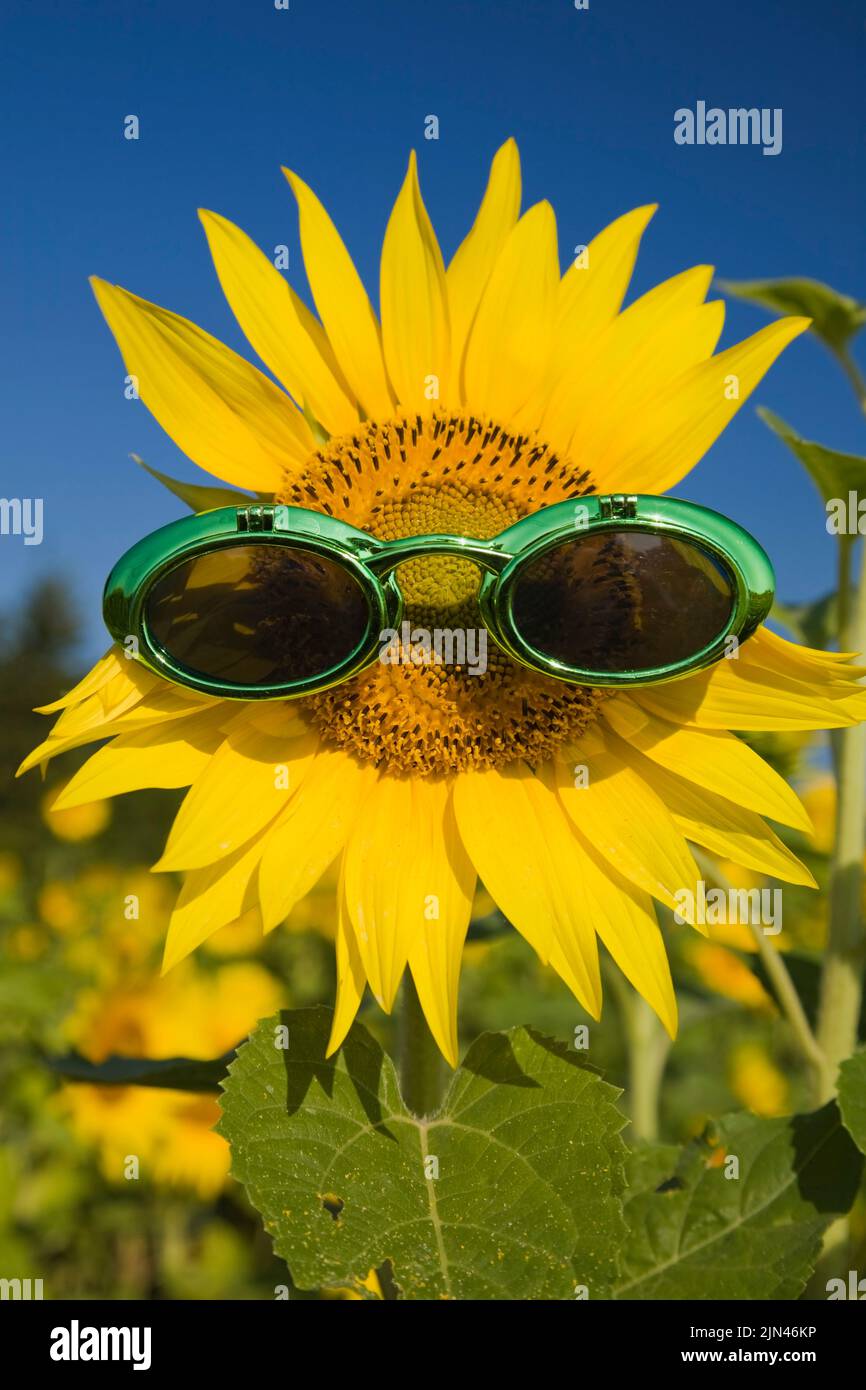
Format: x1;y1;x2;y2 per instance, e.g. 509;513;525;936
58;961;283;1198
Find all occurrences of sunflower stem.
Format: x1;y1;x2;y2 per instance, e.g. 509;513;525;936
398;974;446;1117
692;849;825;1082
815;535;866;1103
829;539;853;776
607;966;669;1142
745;918;826;1079
628;995;669;1142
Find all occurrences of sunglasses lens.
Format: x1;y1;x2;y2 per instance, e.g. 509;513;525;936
510;530;735;674
145;544;371;688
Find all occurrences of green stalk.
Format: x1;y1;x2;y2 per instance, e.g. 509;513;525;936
693;848;825;1081
607;965;670;1142
398;973;446;1117
627;994;670;1142
746;917;826;1079
829;538;852;777
815;535;866;1102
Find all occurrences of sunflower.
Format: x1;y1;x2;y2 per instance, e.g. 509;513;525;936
20;139;866;1066
59;961;282;1197
41;781;112;842
728;1041;790;1118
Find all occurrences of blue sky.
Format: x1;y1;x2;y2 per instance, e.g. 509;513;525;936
1;0;864;659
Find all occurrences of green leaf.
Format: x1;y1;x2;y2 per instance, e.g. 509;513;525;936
49;1050;235;1091
758;408;866;509
838;1049;866;1155
132;455;262;513
614;1103;863;1300
718;277;866;352
218;1007;628;1300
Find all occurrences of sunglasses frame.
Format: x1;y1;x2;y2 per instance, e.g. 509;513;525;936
103;494;775;700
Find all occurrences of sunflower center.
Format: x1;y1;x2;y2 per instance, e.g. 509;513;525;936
280;411;606;775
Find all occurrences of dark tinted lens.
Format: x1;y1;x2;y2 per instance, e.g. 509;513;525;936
511;530;735;673
145;544;371;686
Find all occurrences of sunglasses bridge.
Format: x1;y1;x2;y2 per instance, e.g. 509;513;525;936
236;504;510;575
363;536;510;578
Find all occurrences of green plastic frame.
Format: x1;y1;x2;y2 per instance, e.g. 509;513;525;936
103;494;775;700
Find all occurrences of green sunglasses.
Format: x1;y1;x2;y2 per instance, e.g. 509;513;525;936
102;494;775;700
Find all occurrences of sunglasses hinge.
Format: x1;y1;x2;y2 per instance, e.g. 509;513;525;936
598;494;638;520
236;506;276;533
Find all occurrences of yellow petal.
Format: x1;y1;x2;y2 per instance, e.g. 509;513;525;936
553;728;701;923
567;831;677;1037
18;683;210;776
596;316;810;494
608;263;715;334
462;202;559;421
542;295;723;473
741;634;866;726
632;757;817;887
283;167;394;418
342;776;473;1018
258;751;373;930
445;138;521;400
745;625;866;684
326;866;368;1057
828;689;866;722
601;697;812;831
453;764;602;1015
48;664;160;740
637;646;866;731
91;660;163;715
34;649;123;713
545;204;657;391
162;840;265;971
380;152;450;413
91;279;313;490
199;209;359;435
49;708;225;808
155;712;318;871
560;300;725;467
407;785;476;1067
